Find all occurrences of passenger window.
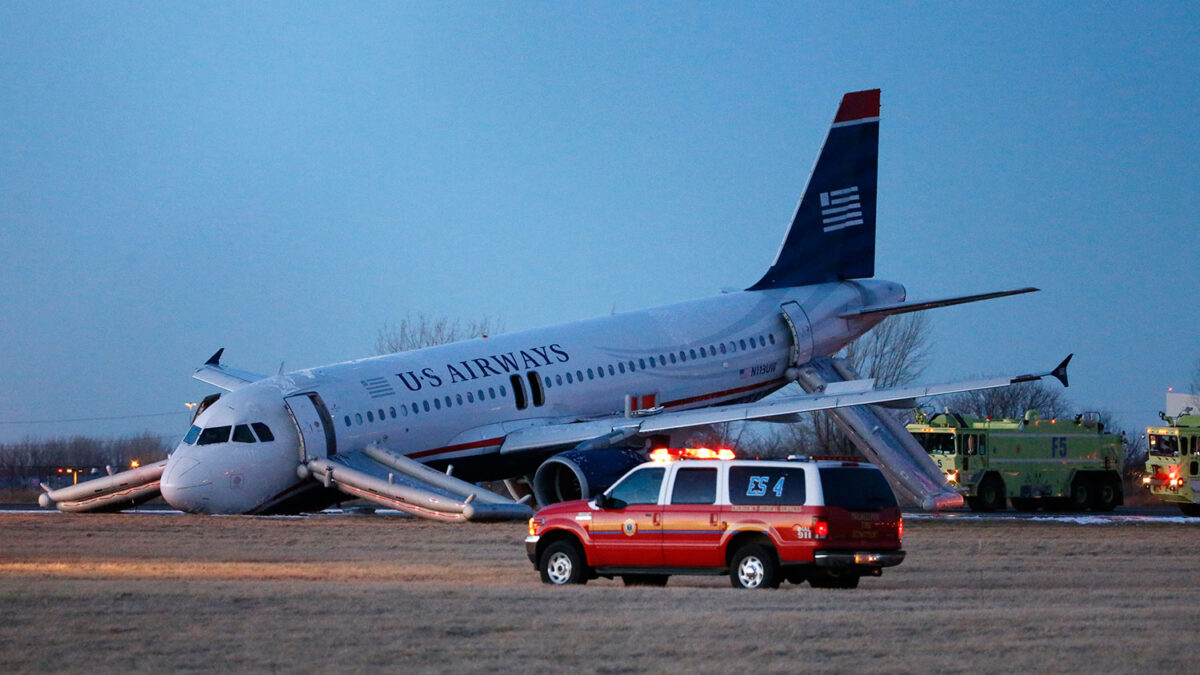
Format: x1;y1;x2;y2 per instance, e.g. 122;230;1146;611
252;423;274;441
343;416;351;427
576;370;584;381
422;401;430;412
671;468;717;505
699;347;707;358
183;425;201;445
356;413;364;424
689;349;697;360
566;372;574;384
455;394;463;406
768;334;776;344
608;365;616;376
658;355;666;366
468;391;475;402
587;368;594;379
500;386;507;397
739;339;747;350
608;467;665;506
477;390;484;401
669;353;677;364
729;466;806;505
679;351;687;362
444;396;451;408
232;424;256;443
596;367;604;378
488;387;496;399
556;375;564;386
639;358;646;370
720;344;727;355
197;426;232;446
389;407;397;419
434;399;441;410
367;411;374;422
412;403;420;414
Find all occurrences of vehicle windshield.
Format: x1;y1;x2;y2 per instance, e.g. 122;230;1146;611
1149;434;1180;456
184;422;275;446
819;467;898;511
916;432;956;455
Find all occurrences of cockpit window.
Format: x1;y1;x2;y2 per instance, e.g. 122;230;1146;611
252;423;274;442
183;425;201;445
197;426;232;445
232;425;256;443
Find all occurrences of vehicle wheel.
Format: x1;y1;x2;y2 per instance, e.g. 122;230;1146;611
539;540;588;585
1010;497;1038;512
1069;475;1092;511
729;544;781;589
975;474;1007;512
808;568;860;589
1179;504;1200;517
784;568;808;585
621;574;669;587
1090;476;1120;512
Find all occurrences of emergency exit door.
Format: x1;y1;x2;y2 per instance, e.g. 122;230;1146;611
780;301;814;367
284;393;337;462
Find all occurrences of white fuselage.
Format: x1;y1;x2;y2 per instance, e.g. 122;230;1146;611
160;280;905;513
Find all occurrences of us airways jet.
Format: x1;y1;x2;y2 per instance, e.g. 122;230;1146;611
39;89;1068;519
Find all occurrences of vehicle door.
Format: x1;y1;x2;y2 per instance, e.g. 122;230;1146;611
589;466;665;567
661;465;725;568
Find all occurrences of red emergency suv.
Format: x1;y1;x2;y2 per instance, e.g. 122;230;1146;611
526;451;904;589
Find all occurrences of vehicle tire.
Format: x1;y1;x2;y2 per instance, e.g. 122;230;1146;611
621;574;669;587
729;544;781;589
1010;497;1038;512
1090;475;1120;512
808;568;860;589
784;568;808;585
975;474;1007;512
539;540;588;585
1069;475;1092;511
1179;504;1200;517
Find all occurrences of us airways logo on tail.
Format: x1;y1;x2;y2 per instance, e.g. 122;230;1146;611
820;186;862;232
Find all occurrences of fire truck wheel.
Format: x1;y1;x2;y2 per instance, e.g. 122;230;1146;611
729;544;781;589
540;540;589;585
976;474;1007;512
621;574;669;587
1090;476;1120;512
808;568;860;589
1069;475;1092;511
1178;504;1200;517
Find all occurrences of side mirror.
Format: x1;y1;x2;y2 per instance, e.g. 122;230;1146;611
594;492;612;509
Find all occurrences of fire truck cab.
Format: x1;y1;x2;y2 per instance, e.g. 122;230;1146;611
525;450;904;589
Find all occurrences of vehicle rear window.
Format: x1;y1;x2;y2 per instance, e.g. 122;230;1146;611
670;467;717;505
608;467;664;506
729;466;806;506
818;467;898;511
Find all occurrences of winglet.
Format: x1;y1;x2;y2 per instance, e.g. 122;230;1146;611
1011;353;1072;388
1050;353;1072;388
205;348;225;366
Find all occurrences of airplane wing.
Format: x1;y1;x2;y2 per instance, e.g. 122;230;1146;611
500;355;1071;454
192;348;267;391
840;287;1039;320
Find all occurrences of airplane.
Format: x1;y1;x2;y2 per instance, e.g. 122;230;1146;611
38;89;1069;519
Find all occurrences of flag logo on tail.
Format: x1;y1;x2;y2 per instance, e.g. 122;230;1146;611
820;186;862;232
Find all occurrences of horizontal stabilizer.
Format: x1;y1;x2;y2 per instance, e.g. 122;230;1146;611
841;287;1039;320
192;348;267;391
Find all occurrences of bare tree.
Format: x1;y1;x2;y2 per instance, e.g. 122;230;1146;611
374;314;503;355
938;381;1069;420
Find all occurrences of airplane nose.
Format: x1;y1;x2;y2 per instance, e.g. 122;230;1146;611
160;453;215;513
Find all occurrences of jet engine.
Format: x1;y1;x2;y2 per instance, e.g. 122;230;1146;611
532;447;646;506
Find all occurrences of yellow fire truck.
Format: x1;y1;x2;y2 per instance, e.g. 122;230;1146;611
908;410;1124;512
1143;410;1200;516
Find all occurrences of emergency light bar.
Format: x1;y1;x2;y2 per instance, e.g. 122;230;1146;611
649;447;736;462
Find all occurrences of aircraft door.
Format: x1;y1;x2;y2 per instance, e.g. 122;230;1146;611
284;393;337;462
780;301;814;367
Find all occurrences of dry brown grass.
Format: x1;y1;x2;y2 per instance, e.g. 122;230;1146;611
2;512;1199;673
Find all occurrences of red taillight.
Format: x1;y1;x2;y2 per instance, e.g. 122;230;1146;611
814;520;828;539
898;517;904;540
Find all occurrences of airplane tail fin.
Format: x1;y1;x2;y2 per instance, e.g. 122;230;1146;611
748;89;880;290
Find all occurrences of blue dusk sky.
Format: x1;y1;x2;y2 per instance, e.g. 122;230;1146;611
1;2;1197;444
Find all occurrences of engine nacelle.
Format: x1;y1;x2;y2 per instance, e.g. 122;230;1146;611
532;448;646;506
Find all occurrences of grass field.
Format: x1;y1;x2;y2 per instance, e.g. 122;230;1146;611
2;512;1198;673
